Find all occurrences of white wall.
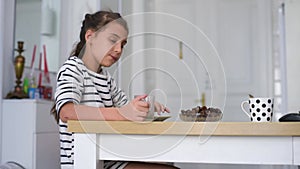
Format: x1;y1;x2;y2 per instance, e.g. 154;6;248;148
286;0;300;112
59;0;99;67
143;0;274;122
0;0;16;164
15;0;61;72
15;0;41;69
41;0;61;72
0;0;4;163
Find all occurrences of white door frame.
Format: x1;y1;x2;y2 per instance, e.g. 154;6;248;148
0;0;16;163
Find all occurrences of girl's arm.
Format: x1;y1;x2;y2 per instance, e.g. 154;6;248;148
59;95;149;122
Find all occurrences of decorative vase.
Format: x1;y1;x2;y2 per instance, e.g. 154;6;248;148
6;41;28;99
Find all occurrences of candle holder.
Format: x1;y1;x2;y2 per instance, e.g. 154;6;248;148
6;41;28;99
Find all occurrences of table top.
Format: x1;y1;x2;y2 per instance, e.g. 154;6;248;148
68;121;300;136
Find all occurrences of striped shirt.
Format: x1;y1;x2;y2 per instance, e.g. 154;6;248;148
55;56;128;169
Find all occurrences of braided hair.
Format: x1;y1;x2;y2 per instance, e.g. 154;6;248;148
72;10;128;58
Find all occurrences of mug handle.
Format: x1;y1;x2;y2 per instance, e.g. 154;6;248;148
241;101;250;117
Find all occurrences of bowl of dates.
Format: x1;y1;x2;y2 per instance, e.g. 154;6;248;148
180;106;222;122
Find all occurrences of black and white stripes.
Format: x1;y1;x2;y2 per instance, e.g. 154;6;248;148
55;56;128;169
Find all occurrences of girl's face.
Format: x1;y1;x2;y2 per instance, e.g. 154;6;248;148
85;21;128;71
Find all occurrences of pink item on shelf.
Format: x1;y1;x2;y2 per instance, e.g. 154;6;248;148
30;45;37;69
41;44;52;100
38;53;42;87
43;44;50;83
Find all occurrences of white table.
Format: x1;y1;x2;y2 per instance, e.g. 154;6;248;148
68;121;300;169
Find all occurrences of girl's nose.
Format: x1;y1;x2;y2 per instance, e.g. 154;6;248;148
113;42;122;53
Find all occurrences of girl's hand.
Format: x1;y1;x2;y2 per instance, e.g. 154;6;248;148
117;94;149;121
154;102;170;115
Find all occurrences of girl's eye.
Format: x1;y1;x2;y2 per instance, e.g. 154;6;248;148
121;43;126;49
110;39;117;44
109;38;118;44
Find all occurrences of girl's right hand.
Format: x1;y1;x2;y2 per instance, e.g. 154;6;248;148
117;94;149;121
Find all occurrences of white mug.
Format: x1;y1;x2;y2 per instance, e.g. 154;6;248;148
145;95;155;121
241;97;274;122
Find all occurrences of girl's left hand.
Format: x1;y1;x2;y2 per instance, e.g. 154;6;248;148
154;102;170;115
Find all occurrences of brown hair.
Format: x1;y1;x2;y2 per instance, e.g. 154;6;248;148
72;10;128;58
51;10;128;123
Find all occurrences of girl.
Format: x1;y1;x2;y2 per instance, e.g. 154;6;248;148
52;10;178;169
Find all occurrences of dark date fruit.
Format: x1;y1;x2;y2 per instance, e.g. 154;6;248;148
180;105;222;122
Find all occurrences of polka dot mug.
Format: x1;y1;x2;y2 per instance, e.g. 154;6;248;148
241;97;274;122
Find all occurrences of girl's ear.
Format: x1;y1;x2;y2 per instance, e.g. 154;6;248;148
85;29;94;42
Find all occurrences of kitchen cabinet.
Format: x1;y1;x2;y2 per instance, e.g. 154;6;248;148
1;99;60;169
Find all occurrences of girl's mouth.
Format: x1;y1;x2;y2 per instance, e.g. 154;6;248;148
110;54;118;61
